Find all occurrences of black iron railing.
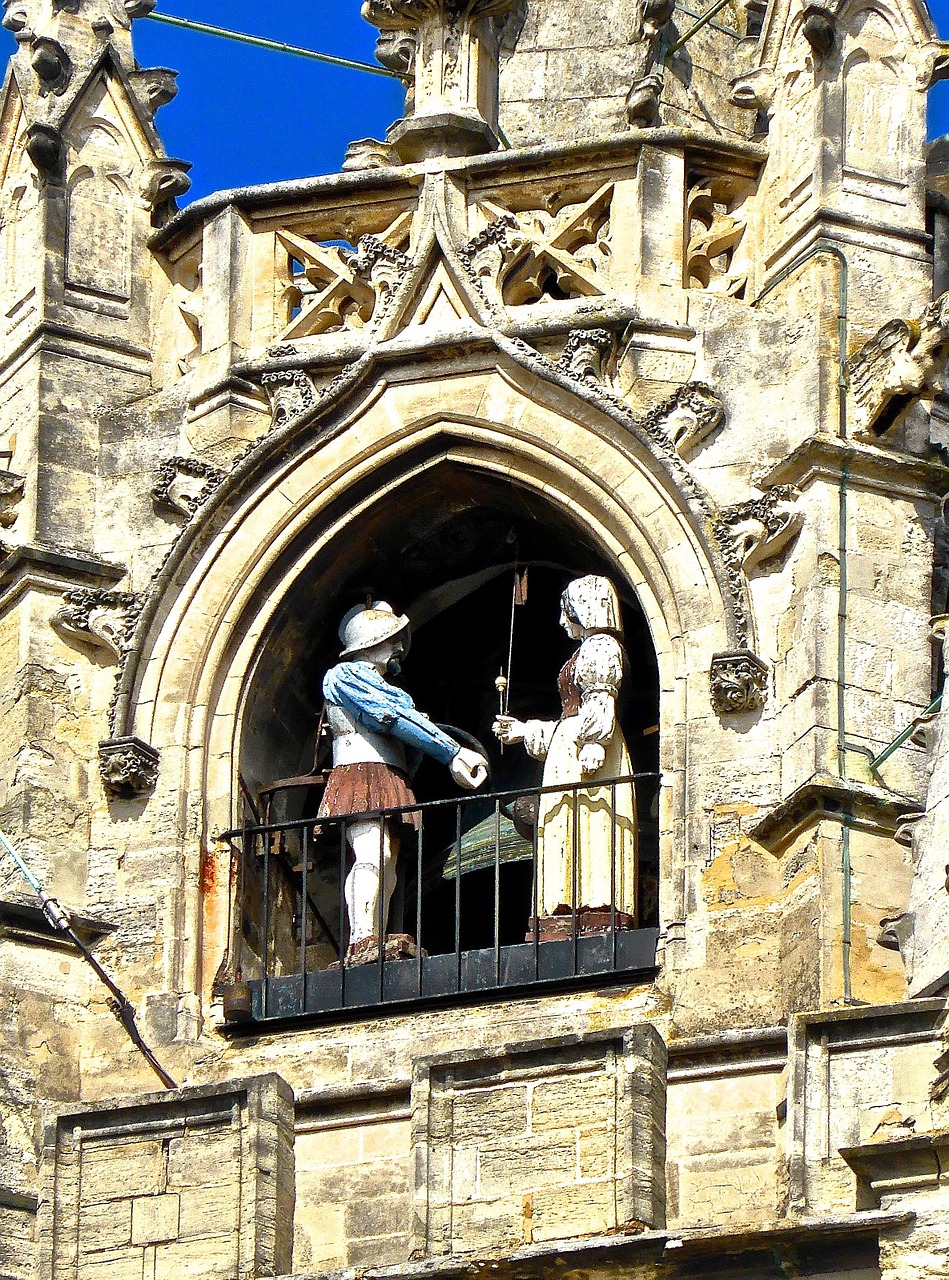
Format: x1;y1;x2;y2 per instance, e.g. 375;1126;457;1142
221;774;660;1022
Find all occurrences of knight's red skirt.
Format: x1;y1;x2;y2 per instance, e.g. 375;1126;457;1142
318;762;420;829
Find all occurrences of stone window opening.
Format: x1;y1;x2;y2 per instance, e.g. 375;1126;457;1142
224;464;661;1020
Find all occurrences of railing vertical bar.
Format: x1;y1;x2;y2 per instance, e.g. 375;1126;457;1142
494;798;502;988
261;830;271;1019
377;821;385;1004
454;805;463;993
571;785;579;978
300;824;309;1014
532;791;540;981
416;810;424;999
610;782;618;972
339;821;347;1008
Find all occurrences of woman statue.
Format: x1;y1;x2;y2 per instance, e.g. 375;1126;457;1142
493;575;637;925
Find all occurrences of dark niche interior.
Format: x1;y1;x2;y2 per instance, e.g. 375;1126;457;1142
237;462;660;973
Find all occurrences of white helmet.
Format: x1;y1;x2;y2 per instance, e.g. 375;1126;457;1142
339;601;410;658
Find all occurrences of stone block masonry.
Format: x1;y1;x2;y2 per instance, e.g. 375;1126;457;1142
37;1075;294;1280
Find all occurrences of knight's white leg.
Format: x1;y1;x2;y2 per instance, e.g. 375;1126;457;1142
345;819;397;943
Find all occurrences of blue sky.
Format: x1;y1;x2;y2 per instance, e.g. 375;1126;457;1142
3;1;949;202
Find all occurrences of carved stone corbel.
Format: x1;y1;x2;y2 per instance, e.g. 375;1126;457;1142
802;4;837;59
98;736;159;799
30;36;71;94
25;122;64;180
151;457;225;519
140;158;192;210
710;649;769;714
717;485;804;574
0;472;25;529
556;329;614;385
848;291;949;438
626;73;663;128
262;367;318;428
51;588;140;661
646;383;726;457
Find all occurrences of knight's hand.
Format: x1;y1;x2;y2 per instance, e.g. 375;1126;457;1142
493;715;525;745
578;743;606;775
451;747;489;790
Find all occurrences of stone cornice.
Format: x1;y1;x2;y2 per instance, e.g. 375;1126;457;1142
757;435;949;503
749;775;922;852
149;131;767;254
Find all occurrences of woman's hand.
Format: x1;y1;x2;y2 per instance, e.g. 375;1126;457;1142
578;742;606;775
493;715;526;745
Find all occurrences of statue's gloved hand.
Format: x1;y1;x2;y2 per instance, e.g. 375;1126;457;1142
493;715;525;744
578;743;606;775
450;747;489;790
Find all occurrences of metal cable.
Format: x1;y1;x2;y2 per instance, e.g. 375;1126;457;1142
0;828;177;1090
145;10;407;80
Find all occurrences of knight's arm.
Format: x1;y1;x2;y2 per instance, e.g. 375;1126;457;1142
323;663;460;765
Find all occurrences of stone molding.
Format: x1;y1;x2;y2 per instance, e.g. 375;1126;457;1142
709;648;769;714
98;735;160;799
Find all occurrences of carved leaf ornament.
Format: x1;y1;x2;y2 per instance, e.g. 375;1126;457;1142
363;0;518;26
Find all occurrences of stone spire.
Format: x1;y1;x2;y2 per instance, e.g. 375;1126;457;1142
362;0;519;161
2;0;187;198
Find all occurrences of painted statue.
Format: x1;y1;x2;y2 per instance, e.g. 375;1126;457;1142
320;601;488;962
493;576;637;923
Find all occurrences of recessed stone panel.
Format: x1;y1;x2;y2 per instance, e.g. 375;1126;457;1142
412;1026;666;1257
39;1075;294;1280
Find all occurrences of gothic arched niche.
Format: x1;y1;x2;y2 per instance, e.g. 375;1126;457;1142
237;461;661;961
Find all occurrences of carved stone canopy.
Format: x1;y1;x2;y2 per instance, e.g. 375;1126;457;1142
363;0;520;161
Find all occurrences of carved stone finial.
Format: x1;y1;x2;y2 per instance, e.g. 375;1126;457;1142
710;649;769;714
98;736;159;799
362;0;519;161
848;291;949;438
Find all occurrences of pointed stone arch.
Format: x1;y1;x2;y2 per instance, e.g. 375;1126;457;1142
109;360;751;1002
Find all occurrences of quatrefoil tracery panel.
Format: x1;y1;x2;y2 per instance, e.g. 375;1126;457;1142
277;210;413;341
474;183;614;307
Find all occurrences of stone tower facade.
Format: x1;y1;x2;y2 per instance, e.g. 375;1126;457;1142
1;0;949;1276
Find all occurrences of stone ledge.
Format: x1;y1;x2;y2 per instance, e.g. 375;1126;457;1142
0;897;116;951
276;1210;913;1280
749;774;921;852
841;1131;949;1201
0;543;125;595
757;435;949;502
